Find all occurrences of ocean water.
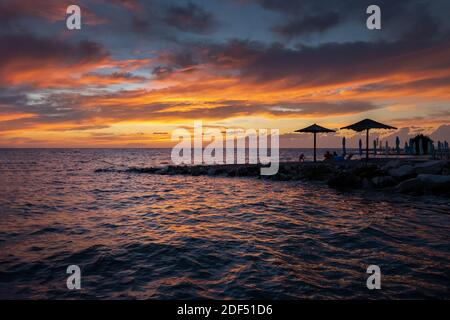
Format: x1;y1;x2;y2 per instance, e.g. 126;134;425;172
0;148;449;299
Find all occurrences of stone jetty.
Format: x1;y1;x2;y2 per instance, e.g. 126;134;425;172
96;159;450;197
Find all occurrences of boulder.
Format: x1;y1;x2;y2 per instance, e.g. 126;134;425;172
389;165;415;179
371;176;397;188
273;173;290;181
382;160;402;170
395;178;425;194
396;174;450;196
362;178;374;189
417;174;450;195
327;171;362;190
353;164;386;179
417;173;450;183
414;161;444;175
302;163;334;181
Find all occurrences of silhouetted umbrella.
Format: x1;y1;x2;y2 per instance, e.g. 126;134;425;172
341;119;397;160
295;124;335;162
342;137;346;156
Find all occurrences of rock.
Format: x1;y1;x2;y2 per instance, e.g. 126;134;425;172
382;160;402;170
442;161;450;175
371;176;397;188
353;164;386;179
417;174;450;184
396;178;425;195
413;161;443;175
327;171;362;190
155;167;169;175
302;164;334;181
396;174;450;196
362;178;373;189
236;166;251;176
274;173;290;181
389;165;415;179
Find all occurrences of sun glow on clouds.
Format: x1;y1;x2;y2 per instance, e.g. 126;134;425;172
1;0;450;147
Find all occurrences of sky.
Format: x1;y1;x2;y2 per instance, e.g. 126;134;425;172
0;0;449;148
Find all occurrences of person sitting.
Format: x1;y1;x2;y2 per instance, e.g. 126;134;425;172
299;153;305;162
333;151;338;157
324;151;332;161
346;153;354;160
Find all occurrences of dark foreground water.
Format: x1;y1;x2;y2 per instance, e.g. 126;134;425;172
0;149;449;299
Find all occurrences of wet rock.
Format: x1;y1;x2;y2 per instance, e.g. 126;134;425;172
417;174;450;196
414;161;443;175
352;164;386;179
155;167;169;175
236;166;252;176
126;167;160;174
382;160;402;170
396;178;425;195
396;174;450;196
95;168;117;173
389;165;415;179
273;173;290;181
327;171;362;190
362;178;374;189
372;176;397;188
442;161;450;175
302;164;334;181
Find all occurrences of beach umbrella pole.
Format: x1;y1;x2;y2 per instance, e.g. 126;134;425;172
341;119;397;162
314;132;317;162
366;129;369;161
295;124;335;162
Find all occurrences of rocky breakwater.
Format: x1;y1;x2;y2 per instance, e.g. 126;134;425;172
327;160;450;197
96;159;450;197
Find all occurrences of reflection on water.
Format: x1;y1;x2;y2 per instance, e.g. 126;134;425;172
0;149;449;299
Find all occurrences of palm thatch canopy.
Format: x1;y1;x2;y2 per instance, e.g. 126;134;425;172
295;124;336;133
340;119;397;132
295;124;335;162
340;119;397;160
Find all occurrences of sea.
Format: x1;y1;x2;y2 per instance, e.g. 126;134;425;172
0;148;449;299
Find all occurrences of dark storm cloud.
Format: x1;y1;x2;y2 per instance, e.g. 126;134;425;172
165;2;217;34
108;0;141;11
273;11;340;37
353;75;450;95
256;0;304;14
253;0;450;39
401;3;442;41
0;33;111;88
154;34;450;89
0;34;107;69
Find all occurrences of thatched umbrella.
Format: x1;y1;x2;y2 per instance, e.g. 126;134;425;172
341;119;397;161
295;124;335;162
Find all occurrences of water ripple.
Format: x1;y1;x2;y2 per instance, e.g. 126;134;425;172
0;149;449;299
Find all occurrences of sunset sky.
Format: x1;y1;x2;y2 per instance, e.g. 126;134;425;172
0;0;449;148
